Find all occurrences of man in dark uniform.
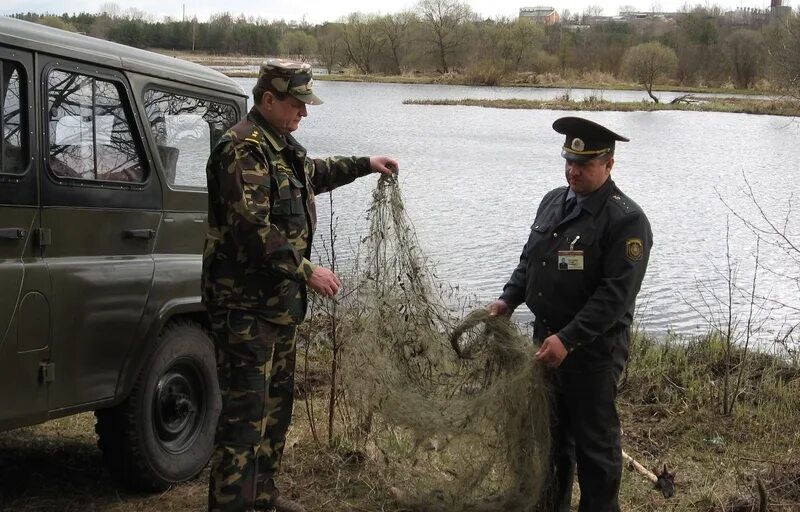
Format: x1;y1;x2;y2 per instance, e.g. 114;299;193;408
202;59;398;512
488;117;652;512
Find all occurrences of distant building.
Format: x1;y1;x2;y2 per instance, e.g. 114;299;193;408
519;6;560;25
616;11;680;22
723;2;792;27
771;0;793;22
724;7;771;25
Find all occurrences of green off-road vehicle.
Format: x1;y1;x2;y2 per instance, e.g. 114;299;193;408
0;17;247;490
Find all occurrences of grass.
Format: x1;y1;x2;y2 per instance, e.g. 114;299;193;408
314;73;773;96
1;331;798;511
402;96;800;117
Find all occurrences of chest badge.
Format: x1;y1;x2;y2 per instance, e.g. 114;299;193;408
557;250;584;270
626;238;644;261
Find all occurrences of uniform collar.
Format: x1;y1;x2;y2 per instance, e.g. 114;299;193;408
564;178;615;216
246;107;307;158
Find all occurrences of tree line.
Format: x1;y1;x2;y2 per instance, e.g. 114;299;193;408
9;0;800;94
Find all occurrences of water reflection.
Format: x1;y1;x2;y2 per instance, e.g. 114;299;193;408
235;78;800;341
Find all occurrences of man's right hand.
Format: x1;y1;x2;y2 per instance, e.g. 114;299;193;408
487;299;511;317
308;266;341;297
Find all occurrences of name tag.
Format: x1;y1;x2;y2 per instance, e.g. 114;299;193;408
557;250;584;270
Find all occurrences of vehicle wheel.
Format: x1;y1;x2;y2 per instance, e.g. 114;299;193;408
95;321;220;491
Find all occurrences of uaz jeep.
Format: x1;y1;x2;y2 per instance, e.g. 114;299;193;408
0;17;247;490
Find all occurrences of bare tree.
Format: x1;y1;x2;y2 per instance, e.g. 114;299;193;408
622;41;678;102
481;18;544;72
342;13;385;74
719;173;800;322
316;23;345;74
99;2;121;19
417;0;473;73
768;18;800;98
281;30;317;62
377;11;415;75
726;29;765;89
582;5;604;22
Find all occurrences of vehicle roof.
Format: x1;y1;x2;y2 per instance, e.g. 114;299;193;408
0;16;247;98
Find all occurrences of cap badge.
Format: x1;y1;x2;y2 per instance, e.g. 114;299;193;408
571;138;585;152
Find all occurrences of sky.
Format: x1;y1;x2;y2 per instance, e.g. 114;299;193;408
1;0;793;25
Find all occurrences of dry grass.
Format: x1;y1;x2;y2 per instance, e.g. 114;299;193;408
1;335;799;511
403;97;800;117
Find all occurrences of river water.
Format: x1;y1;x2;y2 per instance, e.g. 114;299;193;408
233;78;800;341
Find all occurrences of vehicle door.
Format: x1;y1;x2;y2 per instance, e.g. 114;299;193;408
0;49;52;429
40;60;162;409
139;83;239;263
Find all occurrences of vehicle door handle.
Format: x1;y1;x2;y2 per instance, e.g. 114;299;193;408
123;229;155;240
0;228;26;240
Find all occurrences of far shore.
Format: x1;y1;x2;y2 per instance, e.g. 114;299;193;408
154;50;777;98
225;69;773;97
403;97;800;117
158;50;797;115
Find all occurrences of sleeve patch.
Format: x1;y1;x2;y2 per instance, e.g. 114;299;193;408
626;238;644;261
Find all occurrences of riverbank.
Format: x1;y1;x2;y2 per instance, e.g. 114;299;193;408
154;50;776;98
0;328;797;511
403;96;800;116
313;72;774;97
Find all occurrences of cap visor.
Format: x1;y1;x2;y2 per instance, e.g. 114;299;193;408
294;92;323;105
561;149;595;162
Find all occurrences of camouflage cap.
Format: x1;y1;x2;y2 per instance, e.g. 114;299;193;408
256;58;323;105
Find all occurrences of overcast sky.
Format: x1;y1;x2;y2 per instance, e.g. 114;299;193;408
1;0;793;25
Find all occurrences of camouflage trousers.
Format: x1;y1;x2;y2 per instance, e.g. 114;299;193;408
208;309;298;512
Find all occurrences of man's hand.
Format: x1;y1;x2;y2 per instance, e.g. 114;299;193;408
535;334;568;367
369;156;399;176
307;266;341;297
487;299;511;317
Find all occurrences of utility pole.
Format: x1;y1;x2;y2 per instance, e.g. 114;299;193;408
182;3;185;22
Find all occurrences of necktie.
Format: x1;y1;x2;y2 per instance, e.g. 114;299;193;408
563;196;577;217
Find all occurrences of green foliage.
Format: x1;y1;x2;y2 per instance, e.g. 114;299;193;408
281;30;317;61
626;332;800;438
35;15;77;32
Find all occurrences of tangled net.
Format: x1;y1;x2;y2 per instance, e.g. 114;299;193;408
339;176;552;511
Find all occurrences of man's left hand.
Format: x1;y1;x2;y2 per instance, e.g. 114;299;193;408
370;156;399;176
535;334;568;367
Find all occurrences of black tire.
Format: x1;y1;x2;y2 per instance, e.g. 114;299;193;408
95;321;220;491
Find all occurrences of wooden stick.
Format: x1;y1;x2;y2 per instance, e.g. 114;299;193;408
622;449;658;484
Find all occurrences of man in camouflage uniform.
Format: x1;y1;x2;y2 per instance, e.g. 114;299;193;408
202;59;398;512
489;117;652;512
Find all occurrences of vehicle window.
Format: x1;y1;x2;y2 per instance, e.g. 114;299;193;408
143;89;237;188
1;60;27;175
47;70;146;183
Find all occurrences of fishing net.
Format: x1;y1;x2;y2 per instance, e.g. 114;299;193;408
338;176;552;511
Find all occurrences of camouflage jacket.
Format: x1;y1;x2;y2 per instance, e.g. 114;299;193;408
202;107;372;324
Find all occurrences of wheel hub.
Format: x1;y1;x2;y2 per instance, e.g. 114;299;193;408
153;363;204;453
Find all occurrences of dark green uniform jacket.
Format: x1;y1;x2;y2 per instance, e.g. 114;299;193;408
202;107;372;325
500;178;652;365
